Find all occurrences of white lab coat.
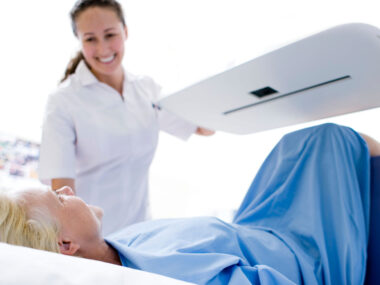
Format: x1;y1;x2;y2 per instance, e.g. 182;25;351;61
38;61;196;234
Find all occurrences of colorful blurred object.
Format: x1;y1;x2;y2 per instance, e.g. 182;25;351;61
0;133;41;188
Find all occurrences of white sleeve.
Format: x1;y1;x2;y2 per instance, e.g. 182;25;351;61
158;108;197;140
146;78;197;140
38;92;76;184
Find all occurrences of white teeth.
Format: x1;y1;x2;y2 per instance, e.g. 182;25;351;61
99;55;115;63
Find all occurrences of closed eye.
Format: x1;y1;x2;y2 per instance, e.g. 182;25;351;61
54;192;66;203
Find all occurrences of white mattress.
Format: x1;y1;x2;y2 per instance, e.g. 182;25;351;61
0;242;194;285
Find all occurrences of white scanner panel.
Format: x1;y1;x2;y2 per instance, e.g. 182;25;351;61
159;23;380;134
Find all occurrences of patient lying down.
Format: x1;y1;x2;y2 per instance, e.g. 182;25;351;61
1;123;379;285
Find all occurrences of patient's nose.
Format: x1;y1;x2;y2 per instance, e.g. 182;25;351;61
56;186;74;196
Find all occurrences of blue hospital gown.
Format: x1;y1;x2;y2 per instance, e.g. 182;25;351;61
106;124;370;285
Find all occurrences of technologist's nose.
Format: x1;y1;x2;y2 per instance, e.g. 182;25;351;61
96;40;109;55
56;186;74;196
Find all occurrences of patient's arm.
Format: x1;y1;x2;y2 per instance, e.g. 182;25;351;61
360;133;380;157
51;178;76;194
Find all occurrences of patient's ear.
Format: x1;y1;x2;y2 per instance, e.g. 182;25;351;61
58;238;80;256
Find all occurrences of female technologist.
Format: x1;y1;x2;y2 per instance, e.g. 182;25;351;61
38;0;214;235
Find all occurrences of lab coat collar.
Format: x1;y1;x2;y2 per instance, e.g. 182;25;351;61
75;60;136;87
76;60;99;86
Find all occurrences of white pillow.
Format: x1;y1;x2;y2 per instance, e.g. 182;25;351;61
0;242;194;285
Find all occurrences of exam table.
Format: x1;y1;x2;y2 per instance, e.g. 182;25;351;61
0;155;378;285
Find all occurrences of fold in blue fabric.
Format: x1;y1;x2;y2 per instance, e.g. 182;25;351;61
364;156;380;285
106;123;370;285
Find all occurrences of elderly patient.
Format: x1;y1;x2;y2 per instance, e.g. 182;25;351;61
1;123;380;285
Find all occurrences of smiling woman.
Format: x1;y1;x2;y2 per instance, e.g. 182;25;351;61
61;0;128;93
19;187;120;263
0;186;121;265
37;0;213;236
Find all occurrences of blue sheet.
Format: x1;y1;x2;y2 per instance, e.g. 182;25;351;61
106;123;370;285
364;156;380;285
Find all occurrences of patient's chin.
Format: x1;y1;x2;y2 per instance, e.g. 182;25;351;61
90;205;104;221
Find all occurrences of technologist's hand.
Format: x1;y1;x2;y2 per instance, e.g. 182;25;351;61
195;127;215;136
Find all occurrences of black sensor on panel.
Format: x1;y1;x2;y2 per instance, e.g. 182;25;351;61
250;86;278;98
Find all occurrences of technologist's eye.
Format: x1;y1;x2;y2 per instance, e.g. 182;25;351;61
85;37;95;42
105;33;115;39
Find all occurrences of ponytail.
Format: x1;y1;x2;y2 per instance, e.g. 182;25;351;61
60;51;84;83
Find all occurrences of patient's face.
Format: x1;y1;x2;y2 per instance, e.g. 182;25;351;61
21;187;104;243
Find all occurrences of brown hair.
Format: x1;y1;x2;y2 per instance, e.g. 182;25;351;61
60;0;126;83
